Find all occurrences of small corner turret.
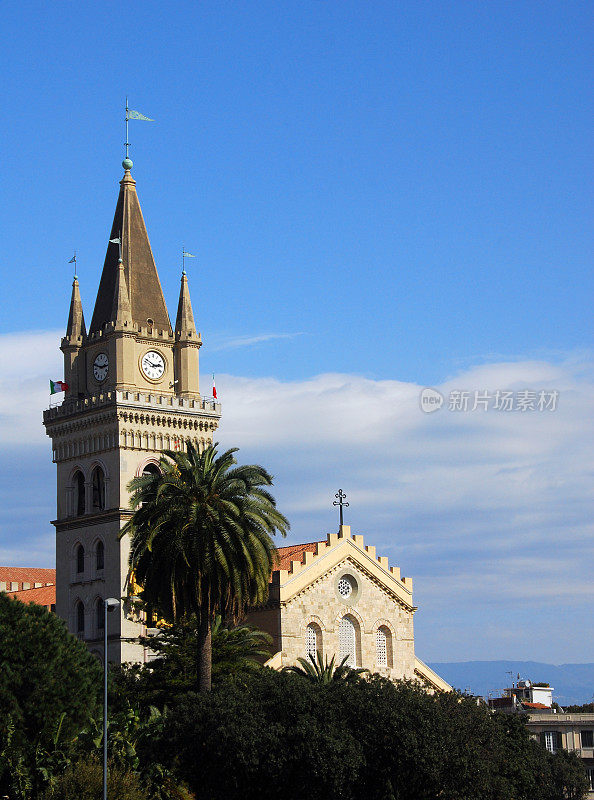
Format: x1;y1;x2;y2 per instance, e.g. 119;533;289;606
174;270;201;398
61;276;87;397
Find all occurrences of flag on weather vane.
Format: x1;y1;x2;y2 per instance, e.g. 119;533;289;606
126;108;154;121
124;99;154;163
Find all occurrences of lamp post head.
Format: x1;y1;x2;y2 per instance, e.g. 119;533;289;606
105;598;120;611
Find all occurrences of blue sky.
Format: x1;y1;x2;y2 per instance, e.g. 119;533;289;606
0;1;592;665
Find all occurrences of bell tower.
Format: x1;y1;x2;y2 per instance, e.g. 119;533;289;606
43;158;221;663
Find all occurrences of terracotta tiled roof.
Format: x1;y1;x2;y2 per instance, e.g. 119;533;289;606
0;567;56;593
275;542;322;571
8;584;56;609
521;702;550;709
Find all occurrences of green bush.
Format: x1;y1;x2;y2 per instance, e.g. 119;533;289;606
141;669;588;800
0;594;102;798
40;757;144;800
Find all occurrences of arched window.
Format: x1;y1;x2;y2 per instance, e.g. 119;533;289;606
306;623;322;661
91;466;105;511
96;540;104;571
96;598;105;631
74;471;85;516
76;601;85;634
76;544;85;574
376;626;393;668
338;615;360;668
142;463;160;477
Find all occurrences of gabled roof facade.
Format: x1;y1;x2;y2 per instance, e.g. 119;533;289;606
248;526;451;692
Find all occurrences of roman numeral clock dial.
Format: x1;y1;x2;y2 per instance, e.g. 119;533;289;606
93;352;109;382
141;350;165;381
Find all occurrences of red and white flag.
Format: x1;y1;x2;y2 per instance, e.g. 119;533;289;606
212;373;217;400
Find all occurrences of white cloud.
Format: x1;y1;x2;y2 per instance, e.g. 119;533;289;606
210;332;305;351
0;330;62;445
2;330;592;661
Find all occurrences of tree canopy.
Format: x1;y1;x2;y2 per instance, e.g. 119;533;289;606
0;594;102;798
140;669;589;800
122;443;289;691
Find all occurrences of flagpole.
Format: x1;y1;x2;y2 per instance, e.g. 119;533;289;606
125;97;130;160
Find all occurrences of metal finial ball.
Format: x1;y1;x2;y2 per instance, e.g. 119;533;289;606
122;157;133;171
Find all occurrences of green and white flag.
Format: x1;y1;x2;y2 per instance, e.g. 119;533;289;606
127;109;154;121
182;251;196;258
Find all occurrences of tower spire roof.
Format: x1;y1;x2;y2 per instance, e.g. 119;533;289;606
111;259;133;329
175;270;198;340
89;168;172;335
64;276;86;343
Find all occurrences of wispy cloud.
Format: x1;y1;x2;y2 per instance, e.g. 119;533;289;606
210;332;305;351
2;330;592;662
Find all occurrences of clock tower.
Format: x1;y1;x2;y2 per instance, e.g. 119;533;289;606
43;159;221;663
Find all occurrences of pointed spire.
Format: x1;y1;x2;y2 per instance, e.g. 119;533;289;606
89;168;172;335
111;259;133;329
175;270;197;340
65;276;86;343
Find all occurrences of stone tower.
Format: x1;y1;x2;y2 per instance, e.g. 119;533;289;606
43;160;221;663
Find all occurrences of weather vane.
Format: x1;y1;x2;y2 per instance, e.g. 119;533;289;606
123;98;154;168
68;252;77;279
181;246;196;275
109;232;122;262
333;489;349;528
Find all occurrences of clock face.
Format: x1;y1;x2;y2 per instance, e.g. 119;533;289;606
141;350;165;381
93;352;109;382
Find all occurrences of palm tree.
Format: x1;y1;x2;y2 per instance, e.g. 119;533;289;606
138;614;273;687
211;615;273;680
283;651;368;684
121;442;289;691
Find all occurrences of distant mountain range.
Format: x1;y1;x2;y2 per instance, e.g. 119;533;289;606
427;661;594;707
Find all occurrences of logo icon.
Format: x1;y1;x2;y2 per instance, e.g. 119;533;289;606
420;387;444;413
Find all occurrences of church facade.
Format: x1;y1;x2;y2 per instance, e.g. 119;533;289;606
42;158;449;692
43;160;221;663
250;527;450;692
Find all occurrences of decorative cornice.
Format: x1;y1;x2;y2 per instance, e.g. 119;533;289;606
53;507;133;531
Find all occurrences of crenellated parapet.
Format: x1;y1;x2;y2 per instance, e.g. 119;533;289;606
272;525;414;610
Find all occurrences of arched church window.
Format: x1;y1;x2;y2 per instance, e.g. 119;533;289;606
306;623;322;660
91;466;105;511
76;544;85;574
376;626;393;667
74;471;85;516
338;615;359;668
96;540;105;571
96;598;105;630
142;463;160;477
76;601;85;634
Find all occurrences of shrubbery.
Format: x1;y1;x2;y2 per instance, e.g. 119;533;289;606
0;596;588;800
141;669;588;800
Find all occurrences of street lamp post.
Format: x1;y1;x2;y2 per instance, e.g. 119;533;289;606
103;597;120;800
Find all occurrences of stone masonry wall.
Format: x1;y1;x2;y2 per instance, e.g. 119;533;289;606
279;556;416;680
